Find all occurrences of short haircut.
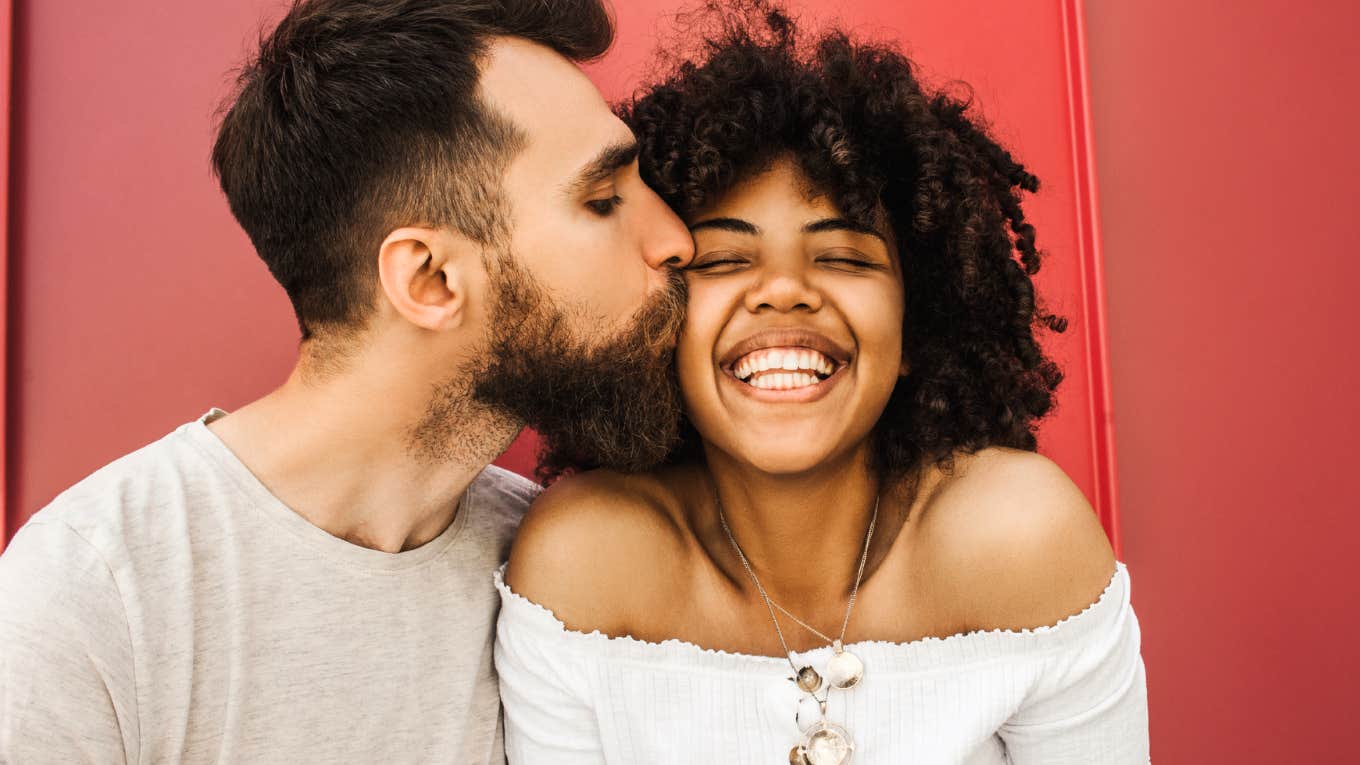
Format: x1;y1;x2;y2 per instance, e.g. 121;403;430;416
212;0;614;340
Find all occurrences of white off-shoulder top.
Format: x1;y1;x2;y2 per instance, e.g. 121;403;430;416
494;561;1149;764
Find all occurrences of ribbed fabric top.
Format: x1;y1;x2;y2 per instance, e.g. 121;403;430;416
494;561;1149;764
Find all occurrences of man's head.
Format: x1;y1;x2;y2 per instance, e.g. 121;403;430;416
212;0;694;473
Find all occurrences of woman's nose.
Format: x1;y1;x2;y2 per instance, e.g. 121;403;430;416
743;263;823;313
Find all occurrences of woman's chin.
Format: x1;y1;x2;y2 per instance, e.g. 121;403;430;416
718;441;853;478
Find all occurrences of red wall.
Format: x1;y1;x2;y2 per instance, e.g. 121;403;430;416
1085;1;1359;760
6;0;302;533
4;0;1118;544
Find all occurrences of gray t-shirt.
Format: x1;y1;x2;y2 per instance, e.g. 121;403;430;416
0;409;539;764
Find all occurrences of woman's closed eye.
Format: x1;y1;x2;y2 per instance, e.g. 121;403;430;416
817;249;888;272
685;252;750;273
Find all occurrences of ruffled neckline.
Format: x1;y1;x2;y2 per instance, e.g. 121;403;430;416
495;561;1131;675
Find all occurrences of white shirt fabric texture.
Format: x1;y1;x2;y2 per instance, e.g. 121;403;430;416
496;561;1149;764
0;409;539;764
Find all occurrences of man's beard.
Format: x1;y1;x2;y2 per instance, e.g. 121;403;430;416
429;251;688;482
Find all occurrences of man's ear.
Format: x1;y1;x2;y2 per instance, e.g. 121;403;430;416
377;226;477;332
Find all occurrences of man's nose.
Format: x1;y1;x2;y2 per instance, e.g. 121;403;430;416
637;188;695;270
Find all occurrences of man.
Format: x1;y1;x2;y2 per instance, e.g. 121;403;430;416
0;0;692;761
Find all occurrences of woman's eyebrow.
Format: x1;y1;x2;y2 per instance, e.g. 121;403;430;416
802;217;887;242
689;217;760;235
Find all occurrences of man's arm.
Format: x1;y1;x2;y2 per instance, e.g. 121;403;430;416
0;519;138;764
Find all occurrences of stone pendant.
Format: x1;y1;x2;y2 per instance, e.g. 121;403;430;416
826;643;865;690
801;721;854;765
796;665;824;693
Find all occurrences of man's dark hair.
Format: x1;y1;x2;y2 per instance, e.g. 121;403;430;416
212;0;614;341
621;0;1067;482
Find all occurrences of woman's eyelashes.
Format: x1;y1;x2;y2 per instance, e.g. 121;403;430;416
817;252;887;271
810;243;886;268
685;251;750;273
585;194;624;216
685;249;886;274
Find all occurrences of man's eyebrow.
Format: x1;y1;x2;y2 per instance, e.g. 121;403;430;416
562;140;639;196
802;217;887;242
689;217;761;235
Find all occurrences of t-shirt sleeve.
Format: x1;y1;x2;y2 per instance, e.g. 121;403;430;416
0;519;139;764
997;570;1150;763
494;579;604;764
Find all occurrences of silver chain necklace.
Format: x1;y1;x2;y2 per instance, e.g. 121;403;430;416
716;491;879;765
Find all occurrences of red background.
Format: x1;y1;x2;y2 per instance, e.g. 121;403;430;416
1084;2;1359;759
3;0;1356;760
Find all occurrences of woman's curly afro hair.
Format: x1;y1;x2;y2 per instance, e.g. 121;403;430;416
621;0;1068;482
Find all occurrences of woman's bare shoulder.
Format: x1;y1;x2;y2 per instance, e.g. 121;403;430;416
910;447;1117;632
504;465;695;635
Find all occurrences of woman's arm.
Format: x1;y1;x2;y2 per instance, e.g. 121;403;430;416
916;448;1150;762
997;595;1149;763
494;580;606;764
496;469;684;764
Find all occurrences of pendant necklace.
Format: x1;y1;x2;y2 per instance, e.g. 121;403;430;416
716;491;879;765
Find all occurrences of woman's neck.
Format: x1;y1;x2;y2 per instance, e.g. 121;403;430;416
700;444;889;609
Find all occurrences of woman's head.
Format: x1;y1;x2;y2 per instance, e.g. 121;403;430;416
618;1;1066;481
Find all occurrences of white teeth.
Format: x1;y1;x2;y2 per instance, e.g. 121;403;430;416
747;371;819;390
733;347;838;383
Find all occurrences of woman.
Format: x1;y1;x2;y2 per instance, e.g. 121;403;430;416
495;4;1149;763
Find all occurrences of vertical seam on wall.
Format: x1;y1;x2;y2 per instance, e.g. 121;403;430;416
1061;0;1122;556
1;0;12;546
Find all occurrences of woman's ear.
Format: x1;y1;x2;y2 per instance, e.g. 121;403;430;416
377;226;476;332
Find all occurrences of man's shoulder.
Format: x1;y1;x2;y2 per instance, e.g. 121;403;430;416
469;464;542;527
0;414;222;649
29;416;215;556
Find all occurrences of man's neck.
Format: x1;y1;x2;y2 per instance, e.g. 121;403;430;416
208;363;519;554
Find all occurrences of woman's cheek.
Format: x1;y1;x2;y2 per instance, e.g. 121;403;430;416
674;297;719;404
845;287;906;399
674;339;709;404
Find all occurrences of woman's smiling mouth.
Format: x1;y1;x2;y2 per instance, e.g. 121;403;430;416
718;329;852;401
732;347;835;389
